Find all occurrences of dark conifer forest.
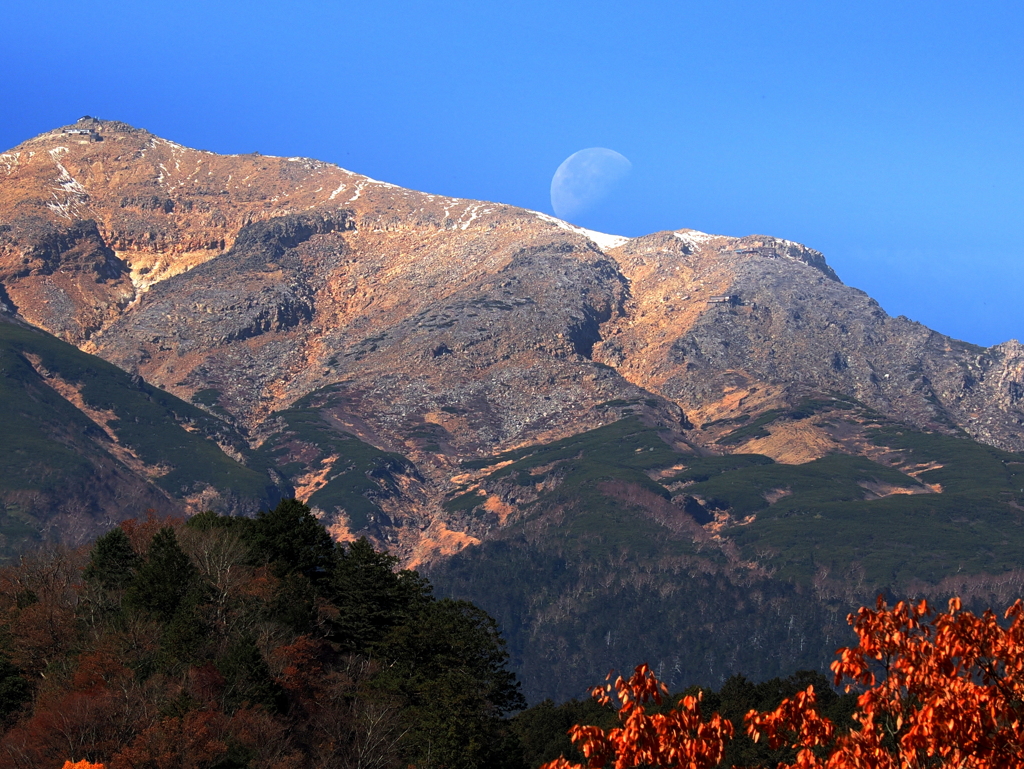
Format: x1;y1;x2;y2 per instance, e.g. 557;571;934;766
0;501;525;768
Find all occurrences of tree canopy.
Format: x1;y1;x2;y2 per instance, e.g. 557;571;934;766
541;597;1024;769
0;500;525;769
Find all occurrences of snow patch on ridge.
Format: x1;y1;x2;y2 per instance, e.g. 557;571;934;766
532;212;629;251
285;157;330;171
345;176;400;202
347;181;368;202
459;203;494;230
673;229;722;247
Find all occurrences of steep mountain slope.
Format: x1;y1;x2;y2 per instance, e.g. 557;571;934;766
423;405;1024;700
600;231;1024;450
4;118;1024;700
0;314;282;557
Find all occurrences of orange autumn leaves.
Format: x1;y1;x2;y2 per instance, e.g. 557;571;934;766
540;666;733;769
62;763;103;769
543;596;1024;769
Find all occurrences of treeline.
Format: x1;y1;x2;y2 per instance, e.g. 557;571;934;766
0;499;859;769
0;500;524;768
512;670;855;769
534;598;1024;769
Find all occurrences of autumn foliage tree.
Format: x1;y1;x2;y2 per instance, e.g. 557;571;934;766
540;664;734;769
543;596;1024;769
0;500;524;769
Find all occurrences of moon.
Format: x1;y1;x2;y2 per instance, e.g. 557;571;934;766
550;148;632;221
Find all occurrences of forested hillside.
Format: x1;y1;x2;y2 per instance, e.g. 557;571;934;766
425;412;1024;701
0;501;523;768
7;502;1011;769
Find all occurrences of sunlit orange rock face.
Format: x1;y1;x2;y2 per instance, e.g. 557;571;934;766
3;117;1023;561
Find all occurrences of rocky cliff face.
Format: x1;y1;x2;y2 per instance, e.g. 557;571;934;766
598;231;1024;448
3;117;1024;563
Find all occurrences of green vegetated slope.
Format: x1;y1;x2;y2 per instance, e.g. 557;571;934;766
0;318;278;557
428;418;833;701
448;417;690;559
696;403;1024;586
426;408;1024;703
254;385;420;532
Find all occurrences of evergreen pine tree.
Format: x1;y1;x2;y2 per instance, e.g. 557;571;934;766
245;499;336;579
124;527;199;623
83;526;139;592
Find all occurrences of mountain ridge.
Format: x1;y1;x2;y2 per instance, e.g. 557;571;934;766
6;116;1024;699
3;117;1024;563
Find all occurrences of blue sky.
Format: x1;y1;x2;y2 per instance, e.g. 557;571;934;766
3;1;1022;346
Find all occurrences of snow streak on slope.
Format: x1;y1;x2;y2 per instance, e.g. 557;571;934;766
532;212;630;251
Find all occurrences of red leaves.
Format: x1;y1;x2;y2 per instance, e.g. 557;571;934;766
2;687;125;769
543;664;733;769
107;710;229;769
815;595;1024;769
746;685;834;768
547;597;1024;769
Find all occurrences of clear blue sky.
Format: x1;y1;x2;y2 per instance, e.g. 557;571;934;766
3;1;1022;346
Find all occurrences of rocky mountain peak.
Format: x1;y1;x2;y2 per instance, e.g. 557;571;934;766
2;120;1024;563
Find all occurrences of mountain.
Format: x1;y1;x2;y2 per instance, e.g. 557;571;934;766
3;117;1024;700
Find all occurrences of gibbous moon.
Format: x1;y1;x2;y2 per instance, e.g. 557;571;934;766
550;148;632;220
